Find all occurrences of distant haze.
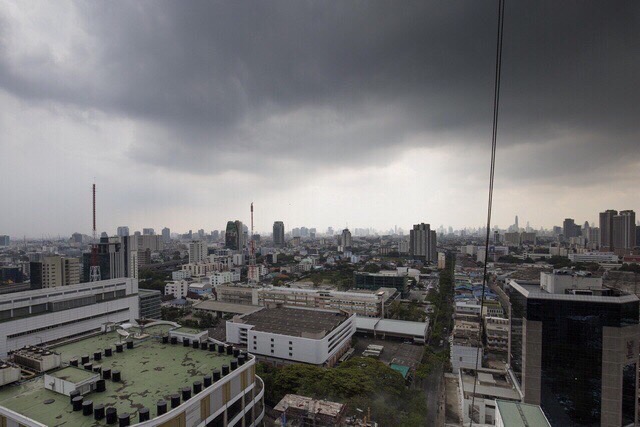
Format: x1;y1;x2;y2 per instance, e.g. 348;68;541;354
1;1;638;237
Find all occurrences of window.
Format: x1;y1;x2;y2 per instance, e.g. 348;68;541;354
289;353;292;357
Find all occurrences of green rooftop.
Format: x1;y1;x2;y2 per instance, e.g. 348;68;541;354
49;366;98;384
495;400;551;427
0;324;235;426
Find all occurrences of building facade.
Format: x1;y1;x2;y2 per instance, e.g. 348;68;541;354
508;276;639;427
273;221;285;247
29;255;80;289
139;288;162;319
409;223;437;262
189;240;207;264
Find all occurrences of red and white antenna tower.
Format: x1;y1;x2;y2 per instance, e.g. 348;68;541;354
90;183;101;282
248;202;258;283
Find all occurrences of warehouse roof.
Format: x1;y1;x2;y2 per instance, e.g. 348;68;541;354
235;306;351;337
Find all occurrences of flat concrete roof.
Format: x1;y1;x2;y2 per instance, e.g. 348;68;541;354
496;400;551;426
239;307;349;337
0;324;234;426
193;300;261;315
355;316;428;338
49;366;97;383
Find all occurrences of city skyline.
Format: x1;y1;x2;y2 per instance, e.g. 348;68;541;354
1;1;639;237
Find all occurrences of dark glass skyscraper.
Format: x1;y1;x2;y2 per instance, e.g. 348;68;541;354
273;221;285;247
508;273;639;426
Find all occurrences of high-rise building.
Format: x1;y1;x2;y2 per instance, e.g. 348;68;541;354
613;210;636;253
161;227;171;243
273;221;285;247
340;228;352;249
0;235;11;246
225;221;243;250
189;240;207;264
588;227;601;249
29;255;80;289
116;226;130;237
82;236;126;282
409;223;437;262
562;218;577;238
142;228;155;235
212;230;220;241
508;272;639;426
599;209;618;251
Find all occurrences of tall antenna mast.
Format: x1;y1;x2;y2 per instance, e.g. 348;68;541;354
90;183;101;282
248;202;258;283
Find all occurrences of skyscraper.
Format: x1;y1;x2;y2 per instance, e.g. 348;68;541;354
599;209;618;251
82;236;125;282
613;210;636;253
116;226;130;237
162;227;171;243
142;228;155;236
225;221;243;250
508;272;639;426
30;255;80;289
340;228;352;249
409;223;437;262
273;221;285;247
562;218;576;238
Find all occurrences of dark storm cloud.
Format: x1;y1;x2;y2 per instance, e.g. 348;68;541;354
0;1;638;180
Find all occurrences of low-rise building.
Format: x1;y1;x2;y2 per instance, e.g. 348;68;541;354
139;288;162;319
485;316;509;353
217;284;259;305
273;394;346;426
226;306;355;366
165;280;190;299
354;271;411;297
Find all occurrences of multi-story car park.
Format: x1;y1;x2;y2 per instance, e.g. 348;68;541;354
0;323;264;427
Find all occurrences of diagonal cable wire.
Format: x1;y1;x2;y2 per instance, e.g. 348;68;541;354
468;0;505;425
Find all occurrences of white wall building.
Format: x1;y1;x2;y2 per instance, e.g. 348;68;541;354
0;278;139;358
540;270;603;294
568;252;619;264
165;280;190;299
172;270;192;281
189;240;207;264
226;306;355;366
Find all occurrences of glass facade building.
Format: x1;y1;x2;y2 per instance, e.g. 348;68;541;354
508;281;639;427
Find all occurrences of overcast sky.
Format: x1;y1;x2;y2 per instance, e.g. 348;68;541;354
1;1;638;238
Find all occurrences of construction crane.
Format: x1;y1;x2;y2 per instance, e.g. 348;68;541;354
89;183;101;282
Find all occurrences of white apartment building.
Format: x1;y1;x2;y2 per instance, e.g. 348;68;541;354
165;280;190;299
258;286;395;318
540;269;603;294
233;254;245;266
210;270;241;286
189;240;207;264
0;278;139;357
484;316;509;353
226;306;355;366
181;262;216;279
568;252;619;264
172;269;192;281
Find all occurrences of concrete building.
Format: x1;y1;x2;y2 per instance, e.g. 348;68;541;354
273;221;285;247
273;394;346;426
568;252;619;264
193;300;260;318
450;317;483;374
226;306;355;366
354;271;411;297
82;237;126;282
562;218;578;239
142;228;155;235
340;228;352;249
29;255;80;289
484;316;509;353
225;221;243;250
189;282;213;296
165;280;190;299
0;235;10;246
217;285;259;305
0;278;139;358
0;323;264;427
258;286;396;318
409;223;437;262
161;227;171;243
495;400;551;427
438;252;446;269
458;369;523;426
600;209;618;251
138;288;162;319
613;210;636;254
508;273;639;426
210;270;242;287
354;317;429;343
116;226;130;237
189;240;207;264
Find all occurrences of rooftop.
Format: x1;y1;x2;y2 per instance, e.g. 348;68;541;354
194;300;261;315
273;394;345;418
509;281;638;303
237;306;350;337
0;324;235;426
496;400;551;427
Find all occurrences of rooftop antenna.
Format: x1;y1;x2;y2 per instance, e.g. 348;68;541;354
90;182;101;282
248;202;258;283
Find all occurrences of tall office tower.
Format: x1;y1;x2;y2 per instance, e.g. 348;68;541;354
327;227;334;236
613;210;636;253
225;221;243;250
599;209;618;251
300;227;309;237
116;226;130;237
212;230;219;241
198;229;205;239
562;218;576;238
236;221;245;249
273;221;285;247
409;223;437;262
582;221;590;242
29;256;80;289
508;272;639;426
82;236;126;282
188;240;207;264
494;230;500;244
161;227;171;243
0;235;9;246
341;228;352;249
515;215;519;230
142;228;155;236
588;227;601;249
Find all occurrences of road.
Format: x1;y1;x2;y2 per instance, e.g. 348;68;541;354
422;360;444;426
